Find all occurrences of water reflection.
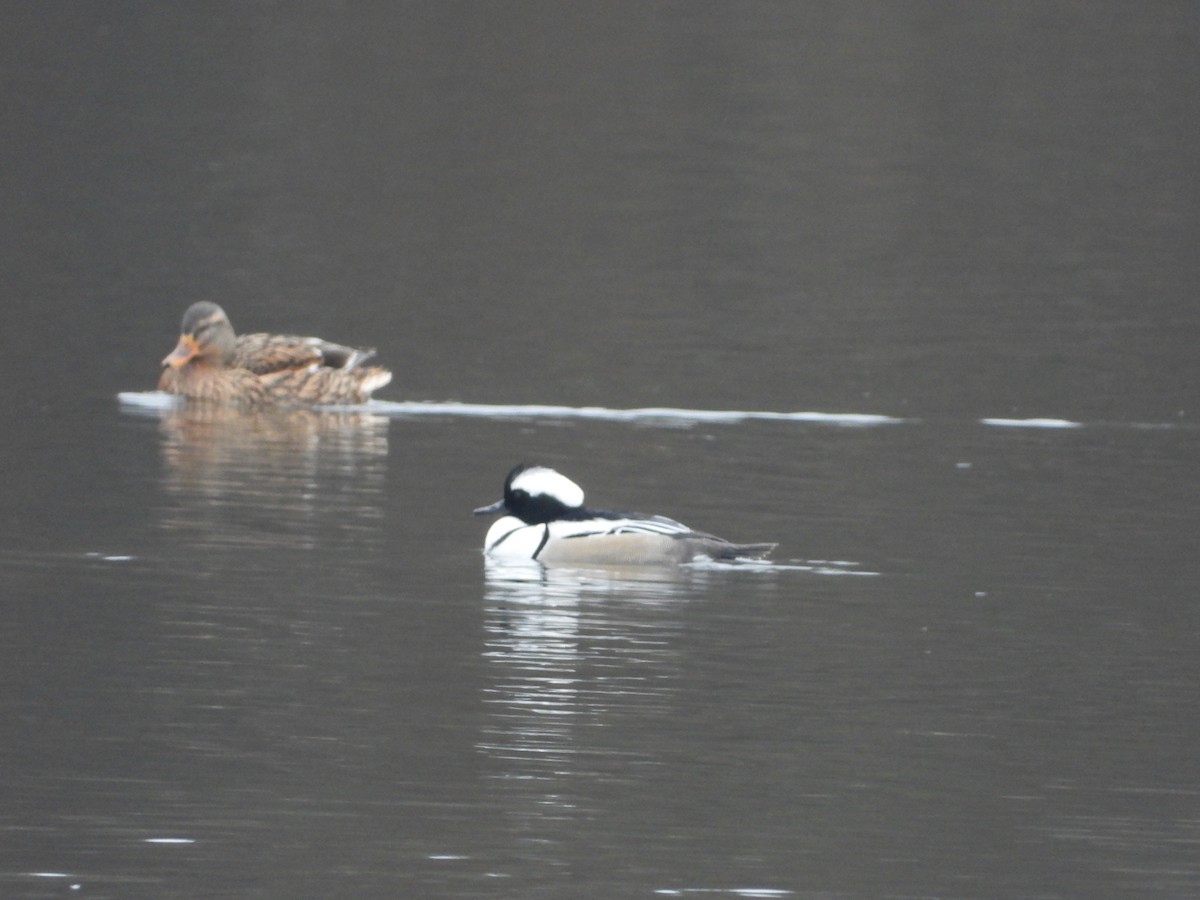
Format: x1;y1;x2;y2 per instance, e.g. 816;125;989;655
149;402;390;553
478;562;696;874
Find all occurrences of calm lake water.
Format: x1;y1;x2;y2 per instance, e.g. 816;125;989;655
3;3;1198;898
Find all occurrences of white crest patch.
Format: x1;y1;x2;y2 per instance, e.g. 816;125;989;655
512;467;585;507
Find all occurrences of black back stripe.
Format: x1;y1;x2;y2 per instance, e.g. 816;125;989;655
532;524;551;560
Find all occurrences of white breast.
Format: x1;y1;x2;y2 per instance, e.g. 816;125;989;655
483;517;550;559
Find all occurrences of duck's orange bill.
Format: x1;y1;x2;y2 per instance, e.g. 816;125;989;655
162;334;200;368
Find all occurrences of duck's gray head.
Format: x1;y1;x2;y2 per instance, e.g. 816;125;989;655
162;301;237;368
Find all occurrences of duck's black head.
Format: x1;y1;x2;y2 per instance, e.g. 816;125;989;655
473;463;586;525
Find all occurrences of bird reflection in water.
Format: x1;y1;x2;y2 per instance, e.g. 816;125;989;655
154;402;390;554
477;561;696;871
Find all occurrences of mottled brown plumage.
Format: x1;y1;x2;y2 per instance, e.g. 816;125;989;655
229;332;378;375
158;302;392;407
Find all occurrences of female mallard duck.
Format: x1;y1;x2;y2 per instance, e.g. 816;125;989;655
158;302;392;406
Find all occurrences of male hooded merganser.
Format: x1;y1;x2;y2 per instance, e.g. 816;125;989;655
158;302;391;406
474;464;776;565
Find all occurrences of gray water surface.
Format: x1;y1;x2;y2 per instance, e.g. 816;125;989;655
3;4;1198;898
